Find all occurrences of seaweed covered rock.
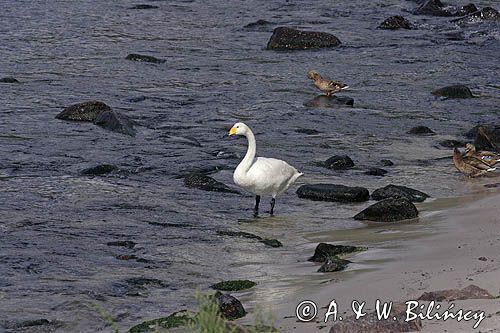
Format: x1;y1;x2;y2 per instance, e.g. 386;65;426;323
217;294;246;320
126;53;165;63
297;184;369;202
267;27;341;50
211;280;256;292
304;95;354;108
354;198;418;222
371;184;429;202
309;243;365;262
318;257;351;272
432;84;474;98
378;16;412;30
320;155;355;170
128;310;195;333
183;173;239;194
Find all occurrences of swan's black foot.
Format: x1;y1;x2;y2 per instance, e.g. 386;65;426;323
270;198;275;216
254;195;261;217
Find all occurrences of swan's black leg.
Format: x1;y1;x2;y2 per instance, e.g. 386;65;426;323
254;195;260;216
270;198;276;216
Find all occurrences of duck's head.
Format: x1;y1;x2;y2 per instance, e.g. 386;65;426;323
228;122;249;136
307;70;321;80
465;143;476;153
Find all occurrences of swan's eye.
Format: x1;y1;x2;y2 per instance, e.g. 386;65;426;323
236;126;239;128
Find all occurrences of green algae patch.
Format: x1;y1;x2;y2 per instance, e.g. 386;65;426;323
210;280;256;292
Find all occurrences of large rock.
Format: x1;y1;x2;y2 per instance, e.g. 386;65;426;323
371;184;429;203
418;285;494;301
304;95;354;107
320;155;355;170
183;173;239;194
126;53;165;63
354;198;418;222
217;294;246;320
432;84;474;98
297;184;369;202
309;243;365;262
414;0;452;16
330;303;422;333
56;101;136;136
266;27;341;50
378;16;412;30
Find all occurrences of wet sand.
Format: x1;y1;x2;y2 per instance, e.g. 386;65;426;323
273;187;500;332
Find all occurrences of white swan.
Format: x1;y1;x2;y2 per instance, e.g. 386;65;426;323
228;122;303;216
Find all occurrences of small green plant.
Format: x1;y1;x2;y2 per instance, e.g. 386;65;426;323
94;303;120;333
188;293;238;333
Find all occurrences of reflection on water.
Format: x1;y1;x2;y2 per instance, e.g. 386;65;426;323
0;0;499;331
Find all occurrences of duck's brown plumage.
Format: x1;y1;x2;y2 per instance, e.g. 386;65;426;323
307;70;348;96
453;147;496;178
465;143;500;166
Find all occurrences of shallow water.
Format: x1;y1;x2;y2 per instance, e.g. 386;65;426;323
0;0;499;332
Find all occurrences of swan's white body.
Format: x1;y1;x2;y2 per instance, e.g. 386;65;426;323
229;123;302;199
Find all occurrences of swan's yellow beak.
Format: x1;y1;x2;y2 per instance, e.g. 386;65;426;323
228;127;237;136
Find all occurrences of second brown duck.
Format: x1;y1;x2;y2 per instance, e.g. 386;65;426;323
453;147;496;178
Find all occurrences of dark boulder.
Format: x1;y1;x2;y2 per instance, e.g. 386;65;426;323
432;84;474;98
454;3;478;16
309;243;365;262
371;184;429;202
304;95;354;107
465;125;500;152
183;173;239;194
414;0;453;16
297;184;369;202
94;110;137;136
354;198;419;222
408;125;435;135
217;294;246;320
380;159;394;166
378;15;412;30
126;53;166;64
365;167;387;176
330;303;422;333
0;76;19;83
128;4;159;9
418;285;494;301
320;155;355;170
56;101;111;122
81;164;117;176
318;257;351;272
266;27;341;50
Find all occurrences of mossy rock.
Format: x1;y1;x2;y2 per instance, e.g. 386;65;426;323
129;310;195;333
210;280;256;292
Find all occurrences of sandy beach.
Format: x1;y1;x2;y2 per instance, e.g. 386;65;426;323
273;186;500;332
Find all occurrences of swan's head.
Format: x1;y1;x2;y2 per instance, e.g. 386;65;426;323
228;122;248;136
465;143;476;153
307;70;321;80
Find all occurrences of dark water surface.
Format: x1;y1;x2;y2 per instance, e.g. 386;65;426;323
1;0;499;332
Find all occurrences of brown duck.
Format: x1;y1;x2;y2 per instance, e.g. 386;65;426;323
453;147;496;178
307;70;349;96
465;143;500;167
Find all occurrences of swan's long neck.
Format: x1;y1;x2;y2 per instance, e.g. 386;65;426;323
238;129;256;173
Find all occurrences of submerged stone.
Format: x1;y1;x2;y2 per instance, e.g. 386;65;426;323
297;184;369;202
126;53;166;64
267;27;341;50
432;84;474;98
81;164;117;176
210;280;256;292
183;173;239;194
304;95;354;107
408;125;436;135
365;167;387;176
378;15;412;29
309;243;365;262
320;155;355;170
128;310;195;333
0;76;19;83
